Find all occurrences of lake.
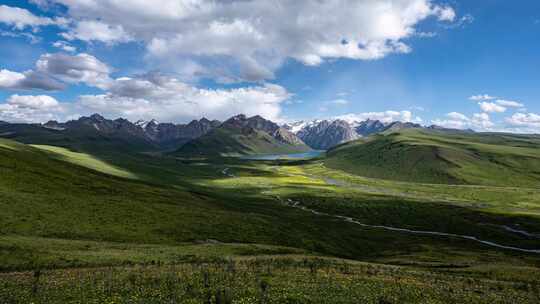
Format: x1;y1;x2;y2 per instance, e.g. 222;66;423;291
240;150;325;160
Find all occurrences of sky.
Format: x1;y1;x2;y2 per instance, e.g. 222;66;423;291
0;0;539;133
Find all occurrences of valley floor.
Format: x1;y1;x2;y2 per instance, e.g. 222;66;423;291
1;139;540;303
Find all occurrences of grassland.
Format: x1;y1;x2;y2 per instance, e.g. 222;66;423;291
326;129;540;186
3;256;539;304
1;134;540;303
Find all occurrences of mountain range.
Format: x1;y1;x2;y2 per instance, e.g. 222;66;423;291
0;113;443;155
284;118;424;150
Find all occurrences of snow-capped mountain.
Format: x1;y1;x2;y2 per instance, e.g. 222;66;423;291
285;118;423;149
292;120;359;150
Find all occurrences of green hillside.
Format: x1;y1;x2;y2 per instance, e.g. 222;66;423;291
1;137;435;264
1;136;540;302
326;129;540;186
177;125;310;157
0;123;158;154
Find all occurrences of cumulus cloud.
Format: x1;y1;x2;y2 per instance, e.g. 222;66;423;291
337;110;419;124
506;113;540;129
479;101;506;113
471;113;494;128
0;69;65;91
78;75;290;122
61;20;133;44
0;4;56;30
38;0;457;81
446;111;469;122
0;52;111;91
0;74;291;123
432;112;494;130
7;94;59;109
0;94;64;123
35;53;112;89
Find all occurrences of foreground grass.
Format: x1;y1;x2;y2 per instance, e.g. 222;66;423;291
2;257;539;304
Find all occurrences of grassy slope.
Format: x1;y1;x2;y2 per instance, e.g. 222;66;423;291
2;137;540;302
0;123;157;154
3;137;539;261
0;138;456;266
177;126;310;157
326;129;540;186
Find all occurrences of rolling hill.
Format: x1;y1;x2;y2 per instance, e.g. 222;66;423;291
2;132;540;303
325;128;540;186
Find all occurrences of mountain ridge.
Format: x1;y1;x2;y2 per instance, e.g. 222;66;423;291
176;114;310;156
1;114;473;153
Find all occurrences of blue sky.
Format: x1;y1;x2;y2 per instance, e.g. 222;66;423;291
0;0;539;132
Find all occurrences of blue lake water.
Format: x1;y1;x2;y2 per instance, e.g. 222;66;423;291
240;150;325;160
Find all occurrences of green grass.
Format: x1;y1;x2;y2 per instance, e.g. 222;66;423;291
31;144;139;179
2;256;540;303
1;134;540;303
0;235;306;271
0;123;157;154
326;129;540;186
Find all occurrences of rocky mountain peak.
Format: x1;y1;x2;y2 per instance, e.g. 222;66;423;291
296;119;358;150
355;119;386;136
89;113;105;122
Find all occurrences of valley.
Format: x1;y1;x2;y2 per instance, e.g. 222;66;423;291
0;114;539;303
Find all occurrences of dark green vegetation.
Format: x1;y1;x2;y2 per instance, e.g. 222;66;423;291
1;127;540;303
326;129;540;186
0;121;156;154
177;125;309;157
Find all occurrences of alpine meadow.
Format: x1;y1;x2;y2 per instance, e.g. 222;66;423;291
1;1;540;303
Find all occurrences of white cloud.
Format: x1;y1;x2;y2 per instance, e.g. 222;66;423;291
0;94;64;123
61;20;133;45
0;75;291;123
41;0;457;81
432;112;494;130
0;69;25;88
36;53;112;89
79;76;289;122
0;4;56;30
52;40;76;52
0;69;65;91
7;94;59;109
495;99;524;108
447;111;468;121
471;112;494;128
329;99;349;105
337;110;416;124
0;52;111;90
506;113;540;129
443;14;474;29
479;101;506;113
469;94;496;101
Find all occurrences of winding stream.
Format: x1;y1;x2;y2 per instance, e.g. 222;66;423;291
220;167;540;254
281;198;540;254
